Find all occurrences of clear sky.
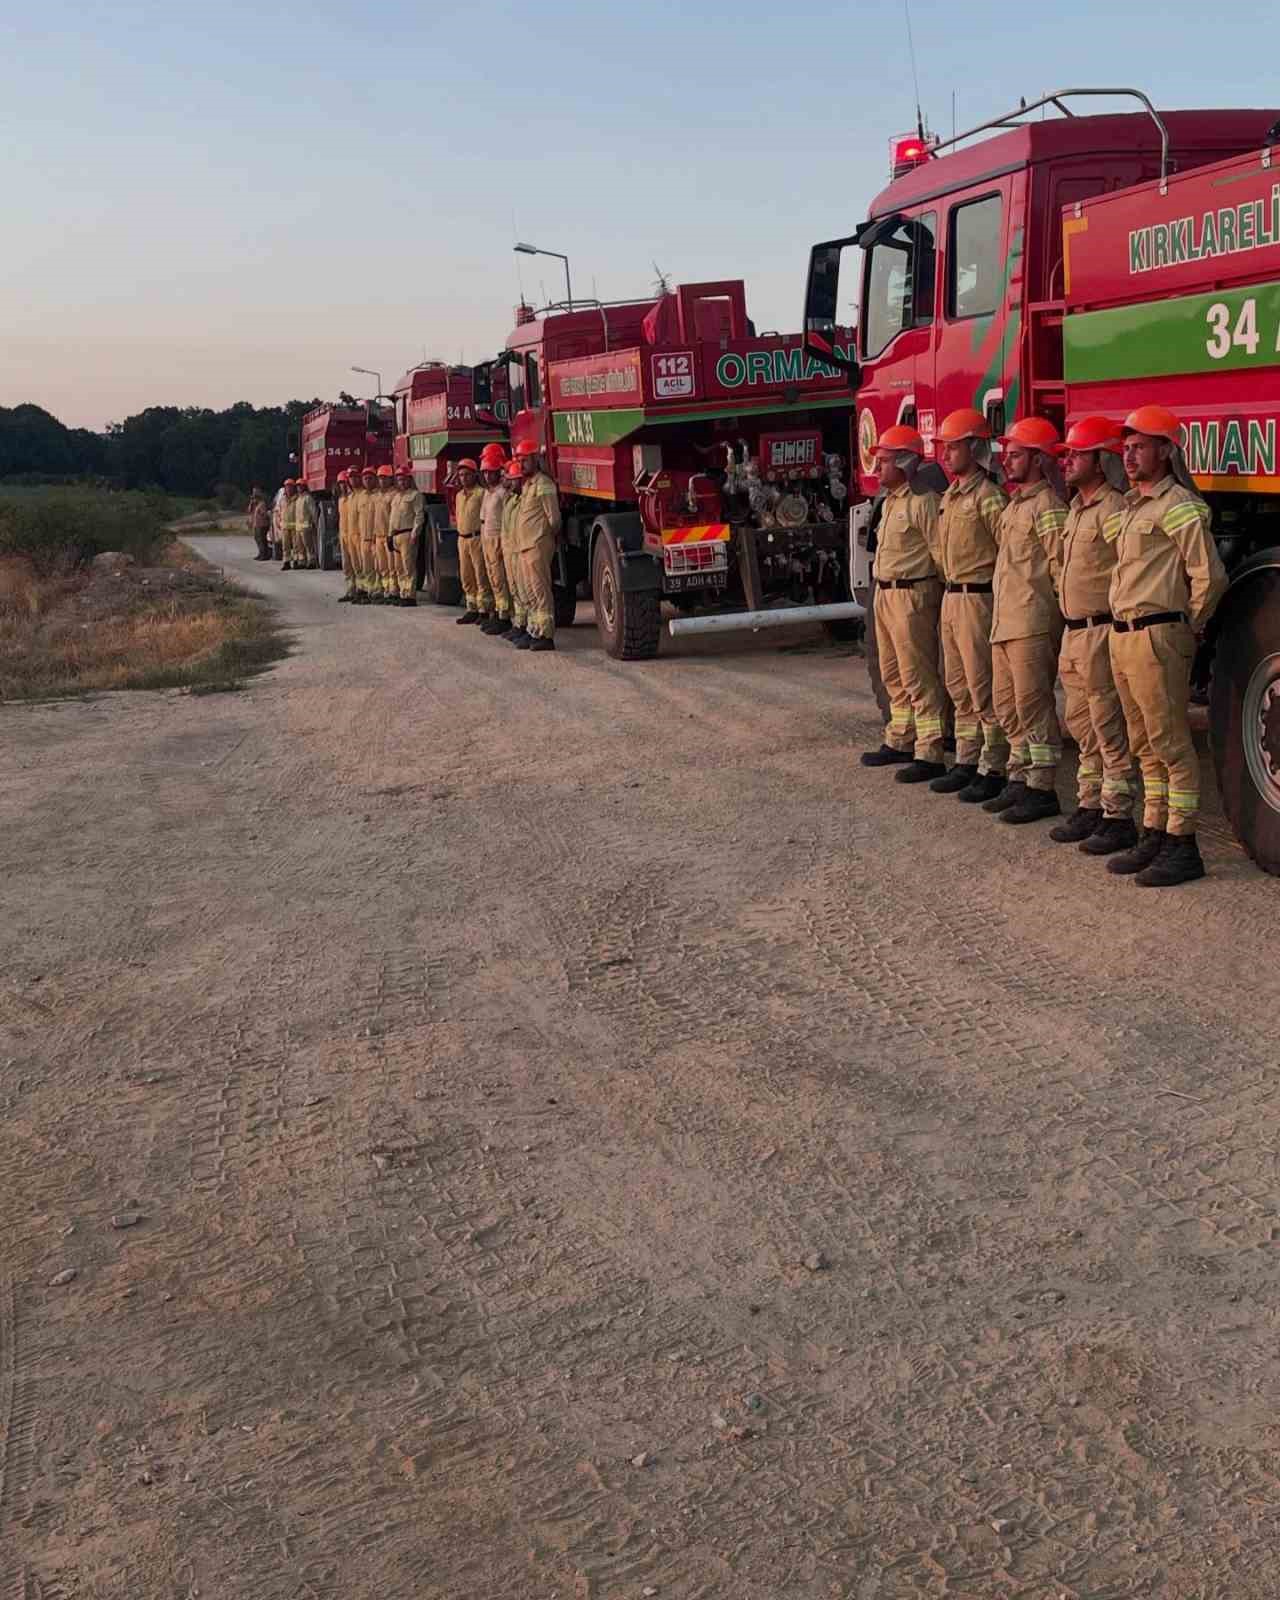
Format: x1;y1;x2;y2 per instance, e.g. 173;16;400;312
5;0;1277;430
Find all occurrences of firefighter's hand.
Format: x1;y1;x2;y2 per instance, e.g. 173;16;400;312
386;536;396;554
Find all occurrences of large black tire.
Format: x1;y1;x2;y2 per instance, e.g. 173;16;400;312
1209;564;1280;875
553;583;578;629
592;527;661;660
316;501;339;571
424;521;462;607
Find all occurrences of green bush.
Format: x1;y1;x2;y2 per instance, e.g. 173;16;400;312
0;487;178;572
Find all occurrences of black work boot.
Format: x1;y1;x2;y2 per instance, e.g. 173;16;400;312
982;779;1026;814
1107;828;1166;876
1136;833;1206;888
930;763;977;794
401;595;417;608
957;772;1006;805
528;636;556;653
1049;807;1102;844
479;614;504;634
1000;788;1062;825
506;626;530;645
456;609;482;625
895;759;947;785
860;744;915;769
281;560;293;571
514;633;534;651
1079;816;1138;856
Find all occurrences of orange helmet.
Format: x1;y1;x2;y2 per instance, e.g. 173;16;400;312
875;424;924;455
376;464;395;477
1122;404;1182;443
937;408;990;443
479;442;508;468
1000;416;1061;452
396;462;413;475
456;457;479;473
504;459;524;481
1062;416;1123;454
336;469;350;482
515;440;541;457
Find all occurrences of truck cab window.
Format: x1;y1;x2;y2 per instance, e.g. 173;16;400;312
861;213;936;360
508;355;526;416
948;194;1002;320
526;353;542;410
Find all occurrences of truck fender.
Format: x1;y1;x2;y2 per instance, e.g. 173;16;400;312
426;502;460;579
589;515;661;593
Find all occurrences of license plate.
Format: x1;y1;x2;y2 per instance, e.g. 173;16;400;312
665;571;727;593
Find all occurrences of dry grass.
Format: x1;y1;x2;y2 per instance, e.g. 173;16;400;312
0;545;288;701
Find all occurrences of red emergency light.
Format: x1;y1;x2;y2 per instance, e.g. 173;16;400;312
890;132;935;179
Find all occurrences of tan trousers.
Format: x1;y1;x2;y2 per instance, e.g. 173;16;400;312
1109;620;1199;835
991;634;1061;791
941;589;1008;775
340;522;361;589
502;524;527;629
1060;623;1133;816
521;534;556;640
286;521;309;563
482;535;511;619
458;536;491;611
363;539;389;595
390;532;418;599
874;579;946;762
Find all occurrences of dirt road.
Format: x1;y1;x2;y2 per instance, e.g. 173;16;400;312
4;536;1279;1599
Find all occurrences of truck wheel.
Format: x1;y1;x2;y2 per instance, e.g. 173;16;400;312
1209;565;1280;875
317;503;338;571
553;583;578;629
425;524;461;607
592;527;661;660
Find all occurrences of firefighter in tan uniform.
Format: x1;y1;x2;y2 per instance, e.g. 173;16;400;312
858;426;946;780
514;441;562;652
478;443;513;635
453;460;489;623
368;465;396;601
931;409;1010;802
345;468;370;601
335;471;357;601
1048;417;1136;853
386;465;424;607
279;479;299;569
985;416;1069;824
501;458;531;644
1105;405;1227;887
294;478;318;568
356;466;382;600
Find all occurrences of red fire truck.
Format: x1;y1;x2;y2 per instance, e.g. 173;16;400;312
297;402;394;569
389;362;509;603
803;88;1280;871
475;281;858;658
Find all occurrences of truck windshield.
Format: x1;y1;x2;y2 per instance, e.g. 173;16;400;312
861;213;936;360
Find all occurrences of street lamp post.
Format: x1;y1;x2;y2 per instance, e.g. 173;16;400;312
351;364;384;400
514;243;573;310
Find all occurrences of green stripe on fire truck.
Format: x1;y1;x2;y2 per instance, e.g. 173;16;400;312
552;395;850;448
1064;281;1280;383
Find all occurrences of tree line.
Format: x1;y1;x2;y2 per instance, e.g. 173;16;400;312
0;398;361;503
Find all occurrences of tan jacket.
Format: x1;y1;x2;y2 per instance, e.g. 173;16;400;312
514;471;562;553
501;491;521;540
874;481;940;581
389;487;425;536
1058;483;1127;619
937;471;1007;585
248;495;271;532
455;485;485;537
370;486;393;539
990;479;1067;643
348;488;372;540
1107;476;1227;630
481;485;507;538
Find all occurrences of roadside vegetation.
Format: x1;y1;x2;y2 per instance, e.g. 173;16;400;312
0;487;287;701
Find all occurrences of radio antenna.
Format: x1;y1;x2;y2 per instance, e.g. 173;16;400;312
903;0;925;140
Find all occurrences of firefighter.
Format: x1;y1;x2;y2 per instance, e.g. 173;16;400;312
343;469;369;603
294;476;319;569
501;457;531;644
271;481;289;559
478;443;513;635
370;465;396;601
356;465;381;600
279;479;298;570
514;441;562;652
985;416;1069;824
453;459;489;623
1105;405;1227;886
931;409;1009;802
1049;417;1137;852
246;486;272;561
387;464;424;607
859;426;946;780
335;471;357;600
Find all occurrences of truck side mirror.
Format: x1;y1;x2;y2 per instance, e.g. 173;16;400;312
472;361;493;410
803;238;861;384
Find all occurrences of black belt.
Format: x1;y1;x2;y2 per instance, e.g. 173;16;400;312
878;576;935;589
944;581;993;594
1113;611;1187;633
457;531;480;540
1063;612;1113;631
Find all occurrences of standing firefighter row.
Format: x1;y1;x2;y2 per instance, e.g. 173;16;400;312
330;463;424;606
862;405;1227;888
452;442;563;651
